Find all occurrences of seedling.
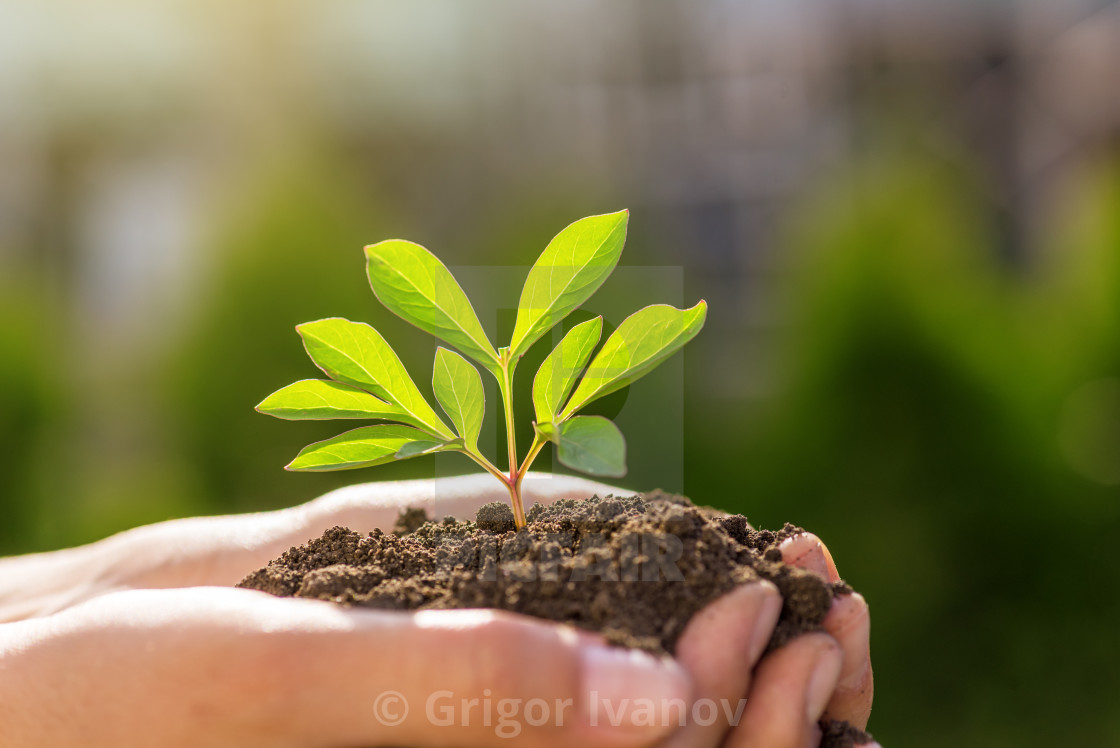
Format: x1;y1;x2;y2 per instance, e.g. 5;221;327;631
257;210;706;529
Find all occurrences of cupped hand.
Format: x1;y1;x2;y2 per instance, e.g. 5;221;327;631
0;474;876;747
664;531;878;748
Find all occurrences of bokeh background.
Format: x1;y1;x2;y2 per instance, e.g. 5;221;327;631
3;0;1120;744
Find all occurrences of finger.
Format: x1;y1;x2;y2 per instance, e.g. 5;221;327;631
819;593;873;729
779;533;874;729
100;474;631;592
40;587;691;748
663;581;782;748
778;533;839;583
724;633;842;748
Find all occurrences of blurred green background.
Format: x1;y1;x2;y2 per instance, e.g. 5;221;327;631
3;1;1120;744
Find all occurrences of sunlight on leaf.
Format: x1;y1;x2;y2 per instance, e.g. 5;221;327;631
297;318;453;439
256;379;407;421
432;347;485;452
365;240;499;371
510;210;627;358
560;301;707;420
286;424;444;471
532;316;602;425
395;439;458;459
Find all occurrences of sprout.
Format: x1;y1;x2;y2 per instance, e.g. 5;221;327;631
257;210;706;529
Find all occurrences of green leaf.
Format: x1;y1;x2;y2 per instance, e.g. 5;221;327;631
297;318;453;439
509;210;628;358
432;347;485;452
532;317;602;425
256;379;407;421
395;439;458;459
286;424;441;471
554;416;627;478
365;240;500;370
559;301;707;420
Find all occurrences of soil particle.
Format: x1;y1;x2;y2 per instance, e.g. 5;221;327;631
820;718;876;747
475;502;516;533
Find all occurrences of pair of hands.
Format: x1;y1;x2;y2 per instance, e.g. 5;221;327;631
0;474;875;747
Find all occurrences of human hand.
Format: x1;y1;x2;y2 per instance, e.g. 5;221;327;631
0;472;617;620
0;475;875;747
0;585;695;747
664;531;877;748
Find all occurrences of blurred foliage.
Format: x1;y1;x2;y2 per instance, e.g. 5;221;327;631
0;274;64;552
162;150;439;516
691;153;1120;747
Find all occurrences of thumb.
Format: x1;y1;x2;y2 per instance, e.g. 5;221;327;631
81;588;692;748
44;588;693;748
353;607;692;747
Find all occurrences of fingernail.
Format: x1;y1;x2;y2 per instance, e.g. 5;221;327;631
747;582;783;661
579;644;690;733
806;641;843;721
780;533;830;580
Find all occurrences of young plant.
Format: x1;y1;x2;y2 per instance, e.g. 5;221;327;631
257;210;706;529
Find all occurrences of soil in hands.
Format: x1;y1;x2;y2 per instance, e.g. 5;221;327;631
239;491;873;748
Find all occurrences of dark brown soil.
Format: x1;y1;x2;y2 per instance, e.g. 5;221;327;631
821;718;876;748
239;491;872;747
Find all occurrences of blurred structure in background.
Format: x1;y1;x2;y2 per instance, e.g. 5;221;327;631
2;1;1119;745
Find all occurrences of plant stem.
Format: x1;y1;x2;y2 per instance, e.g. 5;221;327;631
497;354;528;529
516;434;547;490
505;479;527;529
460;446;526;527
498;363;518;479
462;449;507;485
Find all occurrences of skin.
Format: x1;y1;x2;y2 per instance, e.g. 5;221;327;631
0;473;876;747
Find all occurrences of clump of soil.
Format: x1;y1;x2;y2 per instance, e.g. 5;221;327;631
240;491;871;747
